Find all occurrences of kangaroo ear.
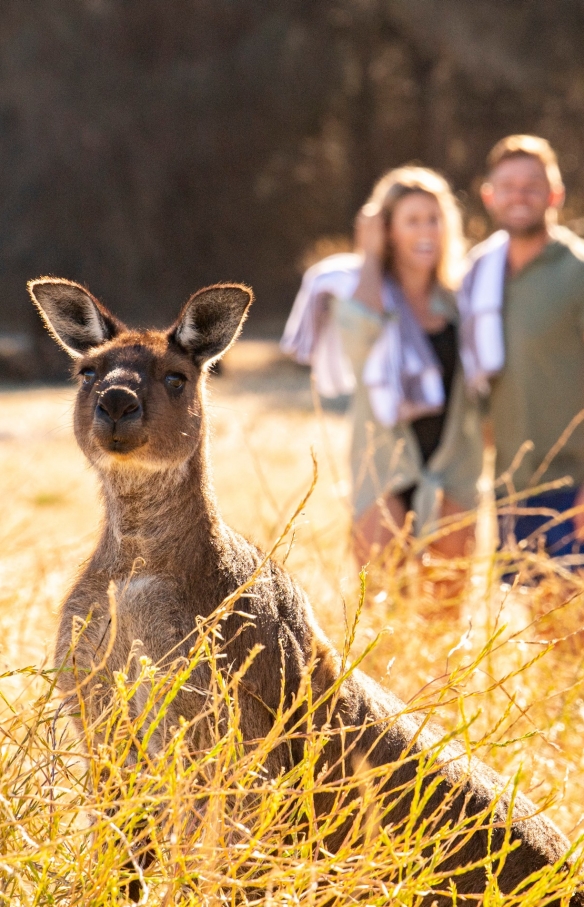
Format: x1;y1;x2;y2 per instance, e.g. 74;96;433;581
28;277;124;358
170;283;253;365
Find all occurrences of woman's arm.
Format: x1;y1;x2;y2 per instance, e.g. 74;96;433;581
352;203;386;315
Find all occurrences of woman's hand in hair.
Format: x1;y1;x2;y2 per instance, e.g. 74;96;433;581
354;203;386;261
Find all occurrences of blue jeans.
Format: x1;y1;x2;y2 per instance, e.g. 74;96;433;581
499;488;584;558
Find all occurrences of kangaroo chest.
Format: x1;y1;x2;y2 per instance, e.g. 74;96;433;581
115;571;196;656
67;568;196;672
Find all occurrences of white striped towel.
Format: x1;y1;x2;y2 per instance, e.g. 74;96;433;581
281;254;445;426
458;230;509;395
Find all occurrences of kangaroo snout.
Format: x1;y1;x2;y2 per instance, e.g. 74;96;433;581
97;386;142;424
94;385;144;451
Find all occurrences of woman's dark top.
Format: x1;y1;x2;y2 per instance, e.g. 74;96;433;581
412;321;458;465
398;321;458;514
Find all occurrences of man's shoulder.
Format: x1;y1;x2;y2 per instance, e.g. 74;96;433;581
466;226;584;274
464;230;508;268
549;225;584;266
461;231;508;291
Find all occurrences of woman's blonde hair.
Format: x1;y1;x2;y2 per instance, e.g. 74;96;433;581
368;165;465;290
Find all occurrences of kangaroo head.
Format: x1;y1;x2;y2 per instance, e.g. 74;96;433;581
28;278;252;473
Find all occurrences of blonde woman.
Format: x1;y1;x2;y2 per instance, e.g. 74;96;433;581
283;166;482;563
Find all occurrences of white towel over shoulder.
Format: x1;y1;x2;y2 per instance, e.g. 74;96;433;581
280;253;359;398
458;230;509;395
362;282;444;427
281;255;445;427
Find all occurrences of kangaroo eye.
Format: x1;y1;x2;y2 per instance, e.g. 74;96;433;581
165;373;186;390
80;368;96;385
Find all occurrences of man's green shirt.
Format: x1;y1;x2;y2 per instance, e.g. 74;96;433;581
490;226;584;492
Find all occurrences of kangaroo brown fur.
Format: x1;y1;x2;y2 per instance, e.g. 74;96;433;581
29;277;583;905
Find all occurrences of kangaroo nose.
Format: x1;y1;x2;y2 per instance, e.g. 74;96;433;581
97;386;142;423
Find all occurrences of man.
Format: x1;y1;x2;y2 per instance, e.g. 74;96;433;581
466;135;584;557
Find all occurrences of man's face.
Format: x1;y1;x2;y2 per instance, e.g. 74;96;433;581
481;155;560;236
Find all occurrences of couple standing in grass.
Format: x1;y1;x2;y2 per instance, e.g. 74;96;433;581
283;135;584;565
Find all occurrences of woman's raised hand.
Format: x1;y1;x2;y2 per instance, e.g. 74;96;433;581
354;202;386;260
351;202;386;314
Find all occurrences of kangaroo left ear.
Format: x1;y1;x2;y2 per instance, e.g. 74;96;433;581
169;283;253;365
28;277;124;358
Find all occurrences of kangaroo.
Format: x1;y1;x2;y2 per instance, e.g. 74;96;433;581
29;277;583;905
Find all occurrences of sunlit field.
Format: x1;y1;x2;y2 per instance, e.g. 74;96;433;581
1;341;584;904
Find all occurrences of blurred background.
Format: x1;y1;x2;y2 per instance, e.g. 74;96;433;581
2;0;584;379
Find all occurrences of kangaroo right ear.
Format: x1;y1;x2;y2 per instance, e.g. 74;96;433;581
28;278;124;358
170;283;253;365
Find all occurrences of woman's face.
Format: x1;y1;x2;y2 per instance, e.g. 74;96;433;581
386;191;443;275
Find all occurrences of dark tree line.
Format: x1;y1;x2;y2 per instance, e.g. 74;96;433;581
2;0;584;378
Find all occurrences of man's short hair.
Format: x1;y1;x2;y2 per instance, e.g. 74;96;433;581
487;135;564;190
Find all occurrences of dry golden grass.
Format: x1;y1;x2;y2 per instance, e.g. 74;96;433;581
1;340;584;904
